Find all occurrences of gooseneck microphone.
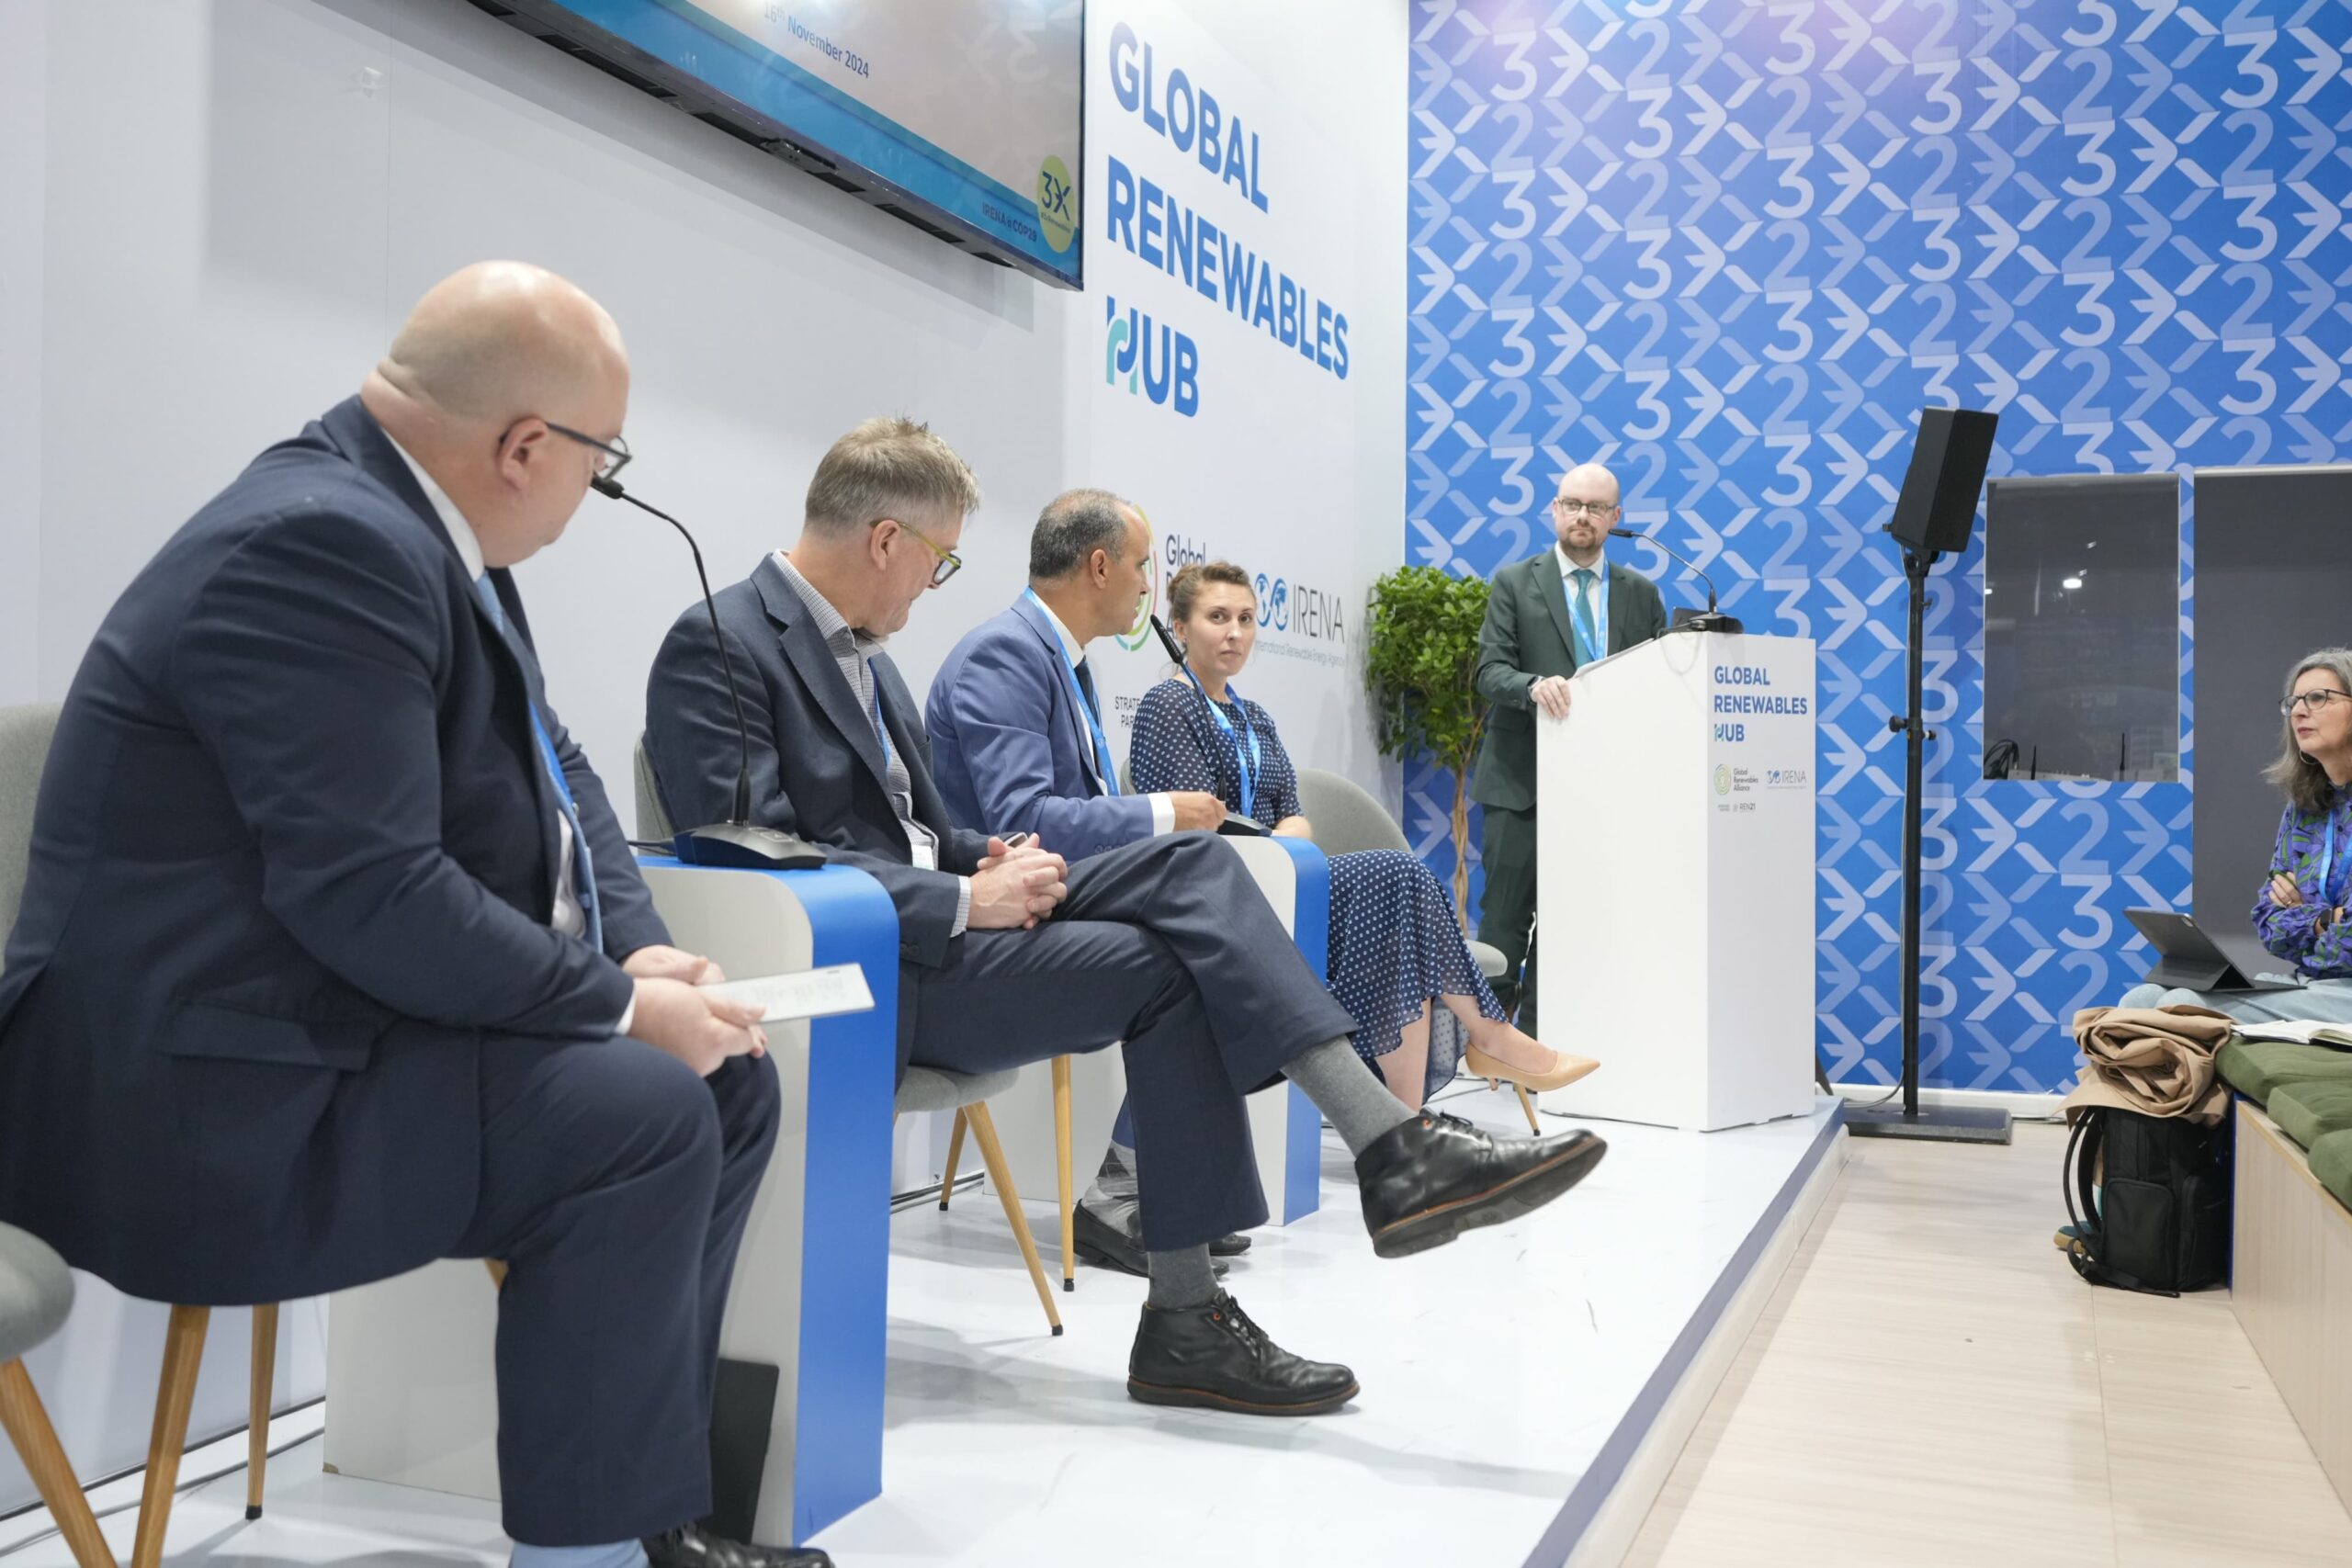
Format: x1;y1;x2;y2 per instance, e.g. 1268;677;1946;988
1608;525;1743;633
594;474;825;869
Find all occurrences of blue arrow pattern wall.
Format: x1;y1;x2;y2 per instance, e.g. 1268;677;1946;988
1406;0;2352;1093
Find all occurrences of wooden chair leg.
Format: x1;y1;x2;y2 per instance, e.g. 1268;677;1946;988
938;1110;968;1211
131;1304;209;1568
483;1259;508;1292
962;1102;1062;1337
244;1303;277;1520
0;1359;119;1568
1051;1055;1075;1293
1513;1084;1541;1135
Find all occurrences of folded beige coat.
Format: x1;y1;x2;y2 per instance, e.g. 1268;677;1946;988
2061;1004;2235;1124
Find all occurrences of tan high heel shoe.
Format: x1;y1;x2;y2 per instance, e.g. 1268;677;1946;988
1462;1043;1600;1094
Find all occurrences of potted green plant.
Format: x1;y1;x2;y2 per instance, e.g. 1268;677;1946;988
1363;565;1491;922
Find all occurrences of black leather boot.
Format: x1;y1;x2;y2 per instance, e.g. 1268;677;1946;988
643;1522;831;1567
1127;1291;1358;1416
1355;1111;1606;1258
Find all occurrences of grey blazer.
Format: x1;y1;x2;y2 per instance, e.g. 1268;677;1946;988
1469;553;1667;812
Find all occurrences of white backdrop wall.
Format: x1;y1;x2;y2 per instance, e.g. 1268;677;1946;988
0;0;1403;1517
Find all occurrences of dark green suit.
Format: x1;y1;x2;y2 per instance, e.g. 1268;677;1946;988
1470;551;1667;1030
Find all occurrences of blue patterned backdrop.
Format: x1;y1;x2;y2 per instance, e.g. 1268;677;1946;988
1405;0;2352;1093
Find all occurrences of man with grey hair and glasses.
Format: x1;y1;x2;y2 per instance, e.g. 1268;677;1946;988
648;434;1611;1420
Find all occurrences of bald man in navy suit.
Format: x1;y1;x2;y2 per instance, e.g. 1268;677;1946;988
0;265;815;1568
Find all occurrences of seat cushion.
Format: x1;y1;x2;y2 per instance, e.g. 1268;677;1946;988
0;1224;74;1363
2215;1039;2352;1108
895;1065;1020;1113
2308;1130;2352;1214
2267;1079;2352;1152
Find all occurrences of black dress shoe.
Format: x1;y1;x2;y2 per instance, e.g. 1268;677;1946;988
1209;1230;1252;1257
643;1522;831;1567
1127;1291;1358;1416
1356;1111;1606;1259
1073;1204;1227;1278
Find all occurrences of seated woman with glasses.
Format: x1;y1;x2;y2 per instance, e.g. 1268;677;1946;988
1129;561;1599;1109
2121;648;2352;1022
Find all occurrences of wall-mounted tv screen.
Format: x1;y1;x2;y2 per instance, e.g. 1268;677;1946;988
481;1;1085;288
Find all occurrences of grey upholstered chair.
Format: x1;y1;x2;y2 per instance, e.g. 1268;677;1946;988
0;702;281;1566
0;1224;114;1568
635;737;1075;1320
1292;768;1537;1132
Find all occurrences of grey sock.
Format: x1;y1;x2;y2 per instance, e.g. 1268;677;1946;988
1285;1036;1416;1156
1146;1244;1219;1310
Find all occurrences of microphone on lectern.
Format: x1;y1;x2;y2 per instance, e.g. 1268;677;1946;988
1608;525;1743;634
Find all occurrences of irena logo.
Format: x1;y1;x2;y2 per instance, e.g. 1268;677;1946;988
1103;296;1201;418
1253;572;1272;625
1269;578;1291;631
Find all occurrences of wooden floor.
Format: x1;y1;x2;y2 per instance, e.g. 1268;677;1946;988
1623;1121;2352;1568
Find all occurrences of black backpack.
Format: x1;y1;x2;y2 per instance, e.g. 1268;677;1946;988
2062;1107;2232;1295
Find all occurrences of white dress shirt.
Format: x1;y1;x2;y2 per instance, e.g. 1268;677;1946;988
1028;595;1176;836
387;438;634;1035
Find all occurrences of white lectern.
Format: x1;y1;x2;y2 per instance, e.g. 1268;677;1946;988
1535;632;1816;1132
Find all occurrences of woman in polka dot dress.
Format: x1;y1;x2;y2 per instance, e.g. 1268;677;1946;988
1129;561;1599;1110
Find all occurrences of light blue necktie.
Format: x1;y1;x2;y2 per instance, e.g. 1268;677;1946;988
475;574;602;951
1570;567;1601;664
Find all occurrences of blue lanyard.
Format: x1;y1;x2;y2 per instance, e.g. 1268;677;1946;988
478;574;599;949
1024;589;1121;795
1197;681;1261;818
2321;804;2346;905
1566;560;1610;664
865;660;891;773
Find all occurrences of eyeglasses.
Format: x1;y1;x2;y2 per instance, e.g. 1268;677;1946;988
542;422;632;482
874;518;962;588
2282;689;2350;717
1554;498;1618;518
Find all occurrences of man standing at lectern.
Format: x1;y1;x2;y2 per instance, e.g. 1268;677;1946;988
1470;463;1668;1033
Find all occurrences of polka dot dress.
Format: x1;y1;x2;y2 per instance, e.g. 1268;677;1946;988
1130;679;1505;1100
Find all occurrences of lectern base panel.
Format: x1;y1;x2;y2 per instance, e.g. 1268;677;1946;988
1844;1102;2014;1145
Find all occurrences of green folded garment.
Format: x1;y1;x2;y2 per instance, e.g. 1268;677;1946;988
2308;1130;2352;1213
2215;1038;2352;1108
2267;1079;2352;1151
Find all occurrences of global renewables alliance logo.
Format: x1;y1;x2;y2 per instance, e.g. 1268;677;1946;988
1036;155;1077;254
1104;296;1200;417
1713;764;1733;796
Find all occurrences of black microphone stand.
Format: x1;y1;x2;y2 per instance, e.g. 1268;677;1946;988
1608;525;1742;632
595;475;824;869
1844;533;2009;1145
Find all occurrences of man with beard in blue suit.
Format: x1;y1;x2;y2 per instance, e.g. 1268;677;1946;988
0;263;813;1568
923;491;1236;1274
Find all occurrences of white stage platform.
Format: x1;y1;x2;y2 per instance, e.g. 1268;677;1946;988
0;1093;1845;1568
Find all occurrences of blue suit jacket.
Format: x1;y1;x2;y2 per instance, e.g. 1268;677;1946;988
0;397;664;1304
925;595;1157;863
643;556;991;1072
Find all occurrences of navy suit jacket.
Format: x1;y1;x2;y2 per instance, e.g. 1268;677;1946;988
0;397;665;1304
643;557;991;1069
925;594;1157;862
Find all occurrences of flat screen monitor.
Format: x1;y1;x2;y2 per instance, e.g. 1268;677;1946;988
488;1;1085;288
